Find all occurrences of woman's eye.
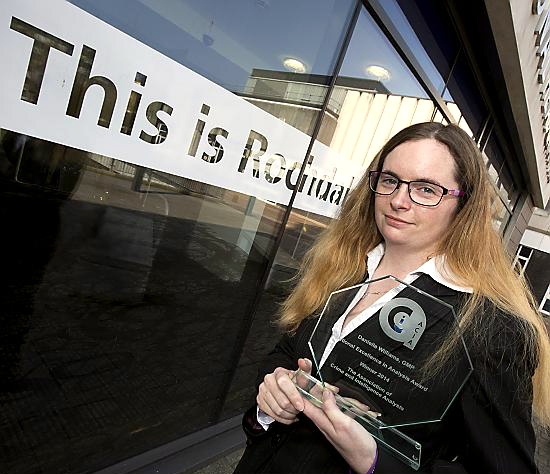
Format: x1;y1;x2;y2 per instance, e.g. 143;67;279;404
416;184;440;195
382;177;397;185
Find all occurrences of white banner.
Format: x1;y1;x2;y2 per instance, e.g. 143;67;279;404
0;0;365;217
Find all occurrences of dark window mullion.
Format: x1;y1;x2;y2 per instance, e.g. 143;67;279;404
365;0;456;124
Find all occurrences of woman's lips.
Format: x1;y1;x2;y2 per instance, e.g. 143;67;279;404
385;215;412;226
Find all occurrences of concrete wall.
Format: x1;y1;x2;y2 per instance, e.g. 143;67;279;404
485;0;550;206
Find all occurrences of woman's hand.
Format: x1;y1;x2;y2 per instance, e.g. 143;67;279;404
256;358;312;425
303;389;377;473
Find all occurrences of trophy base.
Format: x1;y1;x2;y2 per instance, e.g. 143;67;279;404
293;369;422;471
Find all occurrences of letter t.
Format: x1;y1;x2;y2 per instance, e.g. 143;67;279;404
10;17;74;104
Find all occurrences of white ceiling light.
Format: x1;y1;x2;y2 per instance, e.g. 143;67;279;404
283;57;307;73
365;65;391;81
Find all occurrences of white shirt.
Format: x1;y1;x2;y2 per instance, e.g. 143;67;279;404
257;243;472;429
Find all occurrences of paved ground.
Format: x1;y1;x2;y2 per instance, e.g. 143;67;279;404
192;448;245;474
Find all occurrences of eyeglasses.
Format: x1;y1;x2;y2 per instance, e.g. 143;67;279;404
368;171;465;207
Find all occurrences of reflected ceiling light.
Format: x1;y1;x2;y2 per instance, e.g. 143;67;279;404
365;65;391;81
283;57;307;73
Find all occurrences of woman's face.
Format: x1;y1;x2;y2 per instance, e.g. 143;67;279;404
374;138;461;256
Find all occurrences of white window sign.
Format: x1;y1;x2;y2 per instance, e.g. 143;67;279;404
0;0;365;218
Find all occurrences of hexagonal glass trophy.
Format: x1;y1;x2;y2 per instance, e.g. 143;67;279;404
292;276;473;471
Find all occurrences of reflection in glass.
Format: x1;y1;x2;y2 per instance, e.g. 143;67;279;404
0;129;289;473
340;9;428;99
2;1;361;472
369;0;447;95
68;0;355;93
317;8;438;171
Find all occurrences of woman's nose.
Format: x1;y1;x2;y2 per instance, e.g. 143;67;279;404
390;183;412;208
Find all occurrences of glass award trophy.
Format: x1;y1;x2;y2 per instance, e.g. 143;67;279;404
292;276;473;471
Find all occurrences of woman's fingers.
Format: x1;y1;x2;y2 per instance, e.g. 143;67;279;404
341;397;369;412
257;388;298;424
257;366;305;423
302;386;378;474
298;357;312;374
320;389;347;424
301;391;338;437
269;367;305;412
303;389;350;433
324;382;340;394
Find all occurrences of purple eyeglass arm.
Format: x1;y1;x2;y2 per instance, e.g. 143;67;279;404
448;189;465;197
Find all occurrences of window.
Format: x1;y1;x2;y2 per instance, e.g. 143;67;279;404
1;0;356;472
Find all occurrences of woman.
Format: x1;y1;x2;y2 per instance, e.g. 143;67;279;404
234;122;550;474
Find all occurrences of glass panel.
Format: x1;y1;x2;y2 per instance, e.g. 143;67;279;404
0;0;356;472
219;208;332;419
339;9;429;99
492;192;511;234
0;132;285;473
392;2;486;138
325;8;437;170
445;100;473;137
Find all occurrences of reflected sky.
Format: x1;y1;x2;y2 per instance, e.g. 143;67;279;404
68;0;444;100
68;0;354;90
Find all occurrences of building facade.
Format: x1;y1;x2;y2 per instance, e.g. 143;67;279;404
0;1;548;473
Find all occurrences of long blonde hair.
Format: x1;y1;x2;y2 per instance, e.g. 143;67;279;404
279;122;550;425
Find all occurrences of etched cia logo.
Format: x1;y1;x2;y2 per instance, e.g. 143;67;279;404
379;298;426;350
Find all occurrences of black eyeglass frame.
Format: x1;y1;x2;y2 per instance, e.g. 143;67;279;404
368;171;466;207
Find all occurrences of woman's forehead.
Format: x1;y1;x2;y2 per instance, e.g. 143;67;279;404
383;139;458;182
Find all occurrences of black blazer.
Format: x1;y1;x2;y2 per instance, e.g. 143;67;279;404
234;274;538;474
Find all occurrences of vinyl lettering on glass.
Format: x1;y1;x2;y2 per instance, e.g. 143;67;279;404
1;0;363;218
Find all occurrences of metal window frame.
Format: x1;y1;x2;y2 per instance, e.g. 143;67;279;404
514;244;534;277
539;283;550;316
